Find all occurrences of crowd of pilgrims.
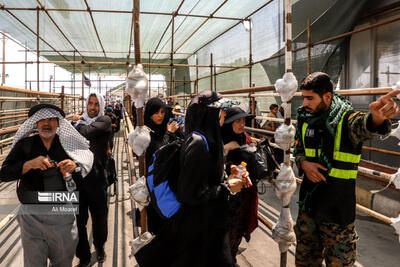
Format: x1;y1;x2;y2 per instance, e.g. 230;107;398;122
136;91;276;267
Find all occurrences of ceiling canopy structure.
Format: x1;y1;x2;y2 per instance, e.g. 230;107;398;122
0;0;269;75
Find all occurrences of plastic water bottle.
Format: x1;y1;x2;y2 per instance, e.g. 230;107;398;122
63;172;77;192
233;161;247;179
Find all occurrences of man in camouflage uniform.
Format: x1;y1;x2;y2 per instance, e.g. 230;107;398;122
293;72;399;266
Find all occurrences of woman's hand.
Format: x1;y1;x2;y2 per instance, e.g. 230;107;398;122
227;167;253;193
241;171;253;188
167;121;179;133
224;141;240;155
227;176;244;193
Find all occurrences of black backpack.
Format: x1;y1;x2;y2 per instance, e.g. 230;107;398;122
146;131;208;220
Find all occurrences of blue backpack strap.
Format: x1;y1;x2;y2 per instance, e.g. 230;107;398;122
191;131;209;152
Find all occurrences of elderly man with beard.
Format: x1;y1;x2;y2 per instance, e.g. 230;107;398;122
0;104;93;267
294;72;400;266
72;92;112;266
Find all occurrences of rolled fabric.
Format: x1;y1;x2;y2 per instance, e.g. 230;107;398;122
390;168;400;190
274;124;296;151
126;64;149;108
391;214;400;244
274;72;298;103
129;176;150;211
272;207;296;252
274;164;297;206
128;126;151;156
389;121;400;145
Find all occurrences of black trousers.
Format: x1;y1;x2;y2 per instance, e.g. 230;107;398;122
76;180;108;261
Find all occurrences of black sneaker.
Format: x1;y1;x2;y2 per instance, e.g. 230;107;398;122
96;249;106;263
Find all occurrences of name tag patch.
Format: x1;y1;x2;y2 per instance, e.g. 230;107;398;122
305;129;314;137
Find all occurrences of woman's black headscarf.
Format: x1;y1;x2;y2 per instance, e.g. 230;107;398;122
221;107;250;146
221;123;246;146
144;97;172;138
185;91;224;178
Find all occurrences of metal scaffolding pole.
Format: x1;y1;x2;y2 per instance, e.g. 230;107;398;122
25;43;27;89
210;53;213;91
214;64;217;92
36;0;85;59
81;64;84;111
36;6;40;92
147;52;151;97
170;15;175;96
174;0;229;53
21;49;193;56
151;0;185;61
83;0;107;61
1;33;5;85
2;6;245;22
190;0;275;58
195;55;199;94
249;18;253;87
307;18;311;75
133;0;148;234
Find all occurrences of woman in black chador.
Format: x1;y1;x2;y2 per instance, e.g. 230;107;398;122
221;107;259;263
136;91;248;267
144;97;179;234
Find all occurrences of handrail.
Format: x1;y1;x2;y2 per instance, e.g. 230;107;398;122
251;87;393;97
123;111;140;238
0;114;74;137
168;87;393;100
0;85;80;98
255;116;297;123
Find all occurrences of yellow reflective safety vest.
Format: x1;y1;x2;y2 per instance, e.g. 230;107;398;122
299;110;362;225
302;110;362;179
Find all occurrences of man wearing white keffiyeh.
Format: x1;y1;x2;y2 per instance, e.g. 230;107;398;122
72;92;112;266
0;103;94;267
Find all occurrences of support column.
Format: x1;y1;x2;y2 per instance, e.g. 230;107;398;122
25;43;27;89
148;51;151;98
133;0;148;234
210;53;213;91
169;15;174;97
195;55;199;94
249;19;253;88
36;6;40;92
61;85;65;111
214;64;217;92
73;51;76;112
71;73;75;113
2;34;6;85
126;56;132;117
53;65;56;93
307;18;311;75
81;64;84;111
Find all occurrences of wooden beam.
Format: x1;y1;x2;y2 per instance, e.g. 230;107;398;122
83;0;107;60
36;0;84;58
0;60;248;69
174;0;229;53
36;6;40;92
133;0;148;234
151;0;185;61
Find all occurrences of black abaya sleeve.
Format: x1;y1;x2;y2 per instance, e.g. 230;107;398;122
177;134;229;206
